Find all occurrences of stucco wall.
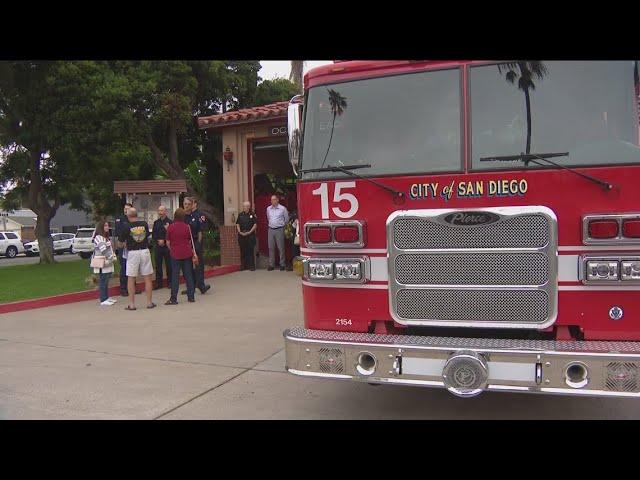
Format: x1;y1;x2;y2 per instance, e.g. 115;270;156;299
221;122;287;226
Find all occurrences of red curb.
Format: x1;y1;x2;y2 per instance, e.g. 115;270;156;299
0;264;241;315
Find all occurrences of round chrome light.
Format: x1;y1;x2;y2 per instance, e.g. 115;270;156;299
442;351;488;398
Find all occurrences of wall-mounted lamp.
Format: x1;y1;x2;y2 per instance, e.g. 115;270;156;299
223;146;234;172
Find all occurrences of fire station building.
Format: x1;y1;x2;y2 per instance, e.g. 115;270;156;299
198;102;297;267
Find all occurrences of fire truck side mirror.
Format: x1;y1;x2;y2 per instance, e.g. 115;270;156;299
288;95;304;177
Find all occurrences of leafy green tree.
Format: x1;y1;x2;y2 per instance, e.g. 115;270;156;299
253;78;300;106
0;61;97;263
111;60;262;223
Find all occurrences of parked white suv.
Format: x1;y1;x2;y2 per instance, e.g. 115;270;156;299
72;228;95;259
0;231;25;258
24;233;76;257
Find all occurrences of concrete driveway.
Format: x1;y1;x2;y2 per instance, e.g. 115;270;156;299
1;270;639;419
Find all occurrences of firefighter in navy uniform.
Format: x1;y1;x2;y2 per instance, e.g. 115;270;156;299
183;197;211;295
152;205;173;290
236;201;257;271
114;203;133;296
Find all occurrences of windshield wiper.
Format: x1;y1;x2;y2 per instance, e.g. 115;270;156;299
480;151;614;191
302;164;404;199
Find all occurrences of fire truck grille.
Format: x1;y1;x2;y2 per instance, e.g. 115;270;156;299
388;207;558;329
605;362;640;392
318;347;344;374
396;289;549;323
395;252;549;286
393;215;549;249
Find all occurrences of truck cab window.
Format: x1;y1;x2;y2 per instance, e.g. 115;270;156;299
301;68;462;179
470;61;640;170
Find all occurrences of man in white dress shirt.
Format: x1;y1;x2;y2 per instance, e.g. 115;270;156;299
266;194;289;271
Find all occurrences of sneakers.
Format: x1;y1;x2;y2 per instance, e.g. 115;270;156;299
100;299;115;306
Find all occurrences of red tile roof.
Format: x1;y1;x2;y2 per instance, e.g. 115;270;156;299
197;101;289;130
113;180;188;194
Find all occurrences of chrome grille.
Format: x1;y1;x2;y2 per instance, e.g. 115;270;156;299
318;347;344;374
396;289;549;323
395;252;549;286
388;206;558;329
393;215;549;249
605;362;640;392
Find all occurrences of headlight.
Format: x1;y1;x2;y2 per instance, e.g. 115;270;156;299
304;257;368;283
621;260;640;281
334;261;362;280
586;260;618;281
308;261;334;280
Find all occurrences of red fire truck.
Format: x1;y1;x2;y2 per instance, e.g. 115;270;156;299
283;60;640;398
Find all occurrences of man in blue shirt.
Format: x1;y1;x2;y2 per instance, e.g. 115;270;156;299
266;194;289;271
183;197;211;295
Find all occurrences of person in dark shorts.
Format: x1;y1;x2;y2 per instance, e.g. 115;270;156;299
236;201;257;271
165;208;196;304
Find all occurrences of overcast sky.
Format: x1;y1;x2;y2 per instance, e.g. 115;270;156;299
259;61;333;81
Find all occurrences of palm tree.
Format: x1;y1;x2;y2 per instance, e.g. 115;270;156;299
290;61;305;92
497;61;548;154
320;88;348;168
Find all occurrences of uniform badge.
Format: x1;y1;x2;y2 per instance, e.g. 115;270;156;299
200;215;206;223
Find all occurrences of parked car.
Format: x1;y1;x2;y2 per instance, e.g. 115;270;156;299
0;231;25;258
24;233;76;257
72;227;95;259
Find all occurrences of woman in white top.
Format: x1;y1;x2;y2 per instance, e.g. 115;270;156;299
92;220;117;306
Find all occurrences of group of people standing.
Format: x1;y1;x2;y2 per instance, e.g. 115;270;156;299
236;194;299;272
91;197;211;310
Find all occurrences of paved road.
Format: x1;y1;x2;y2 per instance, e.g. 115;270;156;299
1;270;639;419
0;252;82;267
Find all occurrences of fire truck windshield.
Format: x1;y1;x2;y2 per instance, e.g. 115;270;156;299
471;60;640;170
300;61;640;180
301;67;462;180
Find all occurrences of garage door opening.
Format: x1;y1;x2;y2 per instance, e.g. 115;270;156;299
251;140;297;267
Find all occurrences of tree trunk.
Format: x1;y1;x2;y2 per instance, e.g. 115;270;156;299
290;61;304;93
35;214;55;264
186;185;222;226
524;88;532;154
26;149;58;264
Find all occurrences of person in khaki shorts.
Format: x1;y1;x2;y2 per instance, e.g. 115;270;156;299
117;207;156;310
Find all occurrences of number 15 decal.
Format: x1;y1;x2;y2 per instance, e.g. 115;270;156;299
312;182;359;219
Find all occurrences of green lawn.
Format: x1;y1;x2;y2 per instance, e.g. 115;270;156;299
0;248;222;304
0;258;100;303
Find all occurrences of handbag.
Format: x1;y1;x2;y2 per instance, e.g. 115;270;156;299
90;255;106;269
293;220;300;246
189;231;200;268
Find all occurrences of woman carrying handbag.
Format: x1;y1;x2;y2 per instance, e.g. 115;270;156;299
91;219;117;306
165;208;196;304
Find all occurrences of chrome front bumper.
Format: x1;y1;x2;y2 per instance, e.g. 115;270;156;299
284;327;640;398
